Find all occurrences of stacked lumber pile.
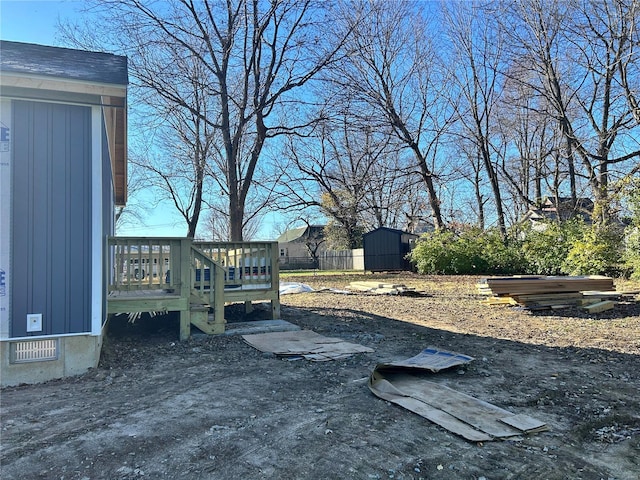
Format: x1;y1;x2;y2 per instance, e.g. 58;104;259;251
477;275;624;311
349;281;421;296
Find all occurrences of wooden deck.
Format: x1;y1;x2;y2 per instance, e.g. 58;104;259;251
106;237;280;340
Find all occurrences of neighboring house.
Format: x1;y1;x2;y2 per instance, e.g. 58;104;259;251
521;197;594;230
0;41;128;386
363;227;418;272
277;225;326;270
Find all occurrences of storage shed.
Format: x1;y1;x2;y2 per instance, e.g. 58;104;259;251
363;227;418;272
0;41;128;386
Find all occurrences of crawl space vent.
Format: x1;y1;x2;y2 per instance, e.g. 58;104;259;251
10;339;59;363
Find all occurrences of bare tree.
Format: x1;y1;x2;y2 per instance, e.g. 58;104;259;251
442;1;509;237
114;160;150;234
132;55;214;238
497;73;561;219
499;0;640;224
277;111;387;249
359;149;419;231
63;0;348;240
199;207;261;241
451;138;489;229
609;0;640;124
330;0;452;230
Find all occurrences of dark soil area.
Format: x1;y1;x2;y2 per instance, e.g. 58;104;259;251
1;274;639;479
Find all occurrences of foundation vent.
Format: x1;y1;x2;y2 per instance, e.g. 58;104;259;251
10;339;59;363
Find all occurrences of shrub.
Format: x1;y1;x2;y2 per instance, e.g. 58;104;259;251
481;229;526;274
410;229;458;274
520;219;584;275
410;227;525;275
620;177;640;278
410;219;626;277
561;225;623;276
623;226;640;279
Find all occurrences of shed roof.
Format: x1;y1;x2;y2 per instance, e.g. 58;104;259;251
364;227;419;238
0;40;128;86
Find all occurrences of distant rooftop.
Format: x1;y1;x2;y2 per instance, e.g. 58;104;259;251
0;40;128;86
277;225;325;243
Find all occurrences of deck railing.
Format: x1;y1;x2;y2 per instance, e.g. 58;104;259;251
106;238;280;333
194;241;278;288
108;237;184;292
108;237;278;290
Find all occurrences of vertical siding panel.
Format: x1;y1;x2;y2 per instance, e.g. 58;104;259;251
67;105;91;333
10;102;30;337
101;121;113;328
31;104;50;330
50;103;68;334
11;101;92;337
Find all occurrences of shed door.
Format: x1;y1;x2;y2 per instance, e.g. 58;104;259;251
11;100;92;337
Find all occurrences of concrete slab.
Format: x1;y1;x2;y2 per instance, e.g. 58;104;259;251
190;319;300;338
223;319;300;336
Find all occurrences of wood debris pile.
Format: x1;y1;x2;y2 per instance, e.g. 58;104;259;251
476;275;637;311
349;281;422;296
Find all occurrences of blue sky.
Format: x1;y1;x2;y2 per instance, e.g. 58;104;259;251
0;0;82;45
0;1;210;238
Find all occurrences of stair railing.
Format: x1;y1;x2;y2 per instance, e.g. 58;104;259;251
189;244;225;327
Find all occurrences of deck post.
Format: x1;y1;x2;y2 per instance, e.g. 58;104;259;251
179;238;193;340
179;310;191;341
213;265;225;333
270;242;281;319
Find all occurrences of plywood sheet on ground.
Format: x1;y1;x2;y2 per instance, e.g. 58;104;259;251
369;351;548;442
242;330;374;361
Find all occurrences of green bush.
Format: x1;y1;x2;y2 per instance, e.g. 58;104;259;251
410;219;629;277
560;225;623;276
623;226;640;279
410;229;457;274
620;177;640;278
520;220;584;275
410;227;525;275
481;229;526;274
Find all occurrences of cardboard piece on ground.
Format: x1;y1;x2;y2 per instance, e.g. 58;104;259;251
369;351;548;442
376;347;474;373
242;329;374;361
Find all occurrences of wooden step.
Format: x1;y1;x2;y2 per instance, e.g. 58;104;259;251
190;310;225;334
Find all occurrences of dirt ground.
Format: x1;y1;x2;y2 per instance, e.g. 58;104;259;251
2;273;640;480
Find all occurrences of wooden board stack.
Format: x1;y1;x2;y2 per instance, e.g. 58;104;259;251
476;275;624;311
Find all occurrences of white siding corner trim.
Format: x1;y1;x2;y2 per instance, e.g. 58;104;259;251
91;107;102;336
